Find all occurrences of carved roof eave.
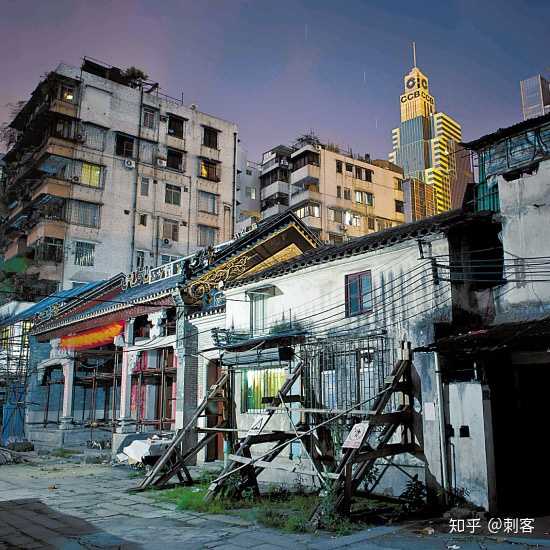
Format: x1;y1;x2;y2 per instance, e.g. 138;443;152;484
32;290;176;337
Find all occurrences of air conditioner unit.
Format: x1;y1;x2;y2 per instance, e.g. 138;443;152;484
339;224;348;231
162;238;172;247
75;133;86;143
124;159;136;169
157;158;167;168
72;175;80;183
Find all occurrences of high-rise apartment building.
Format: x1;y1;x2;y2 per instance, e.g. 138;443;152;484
235;146;261;232
389;60;470;215
0;58;239;295
520;74;550;120
260;137;405;243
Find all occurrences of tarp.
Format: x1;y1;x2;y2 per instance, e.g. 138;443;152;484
60;320;124;350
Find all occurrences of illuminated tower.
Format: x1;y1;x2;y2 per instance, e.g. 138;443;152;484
390;44;469;217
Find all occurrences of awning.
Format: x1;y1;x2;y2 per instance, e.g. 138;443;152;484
61;321;124;351
416;315;550;356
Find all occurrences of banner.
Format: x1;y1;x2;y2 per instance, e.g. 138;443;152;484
60;321;124;350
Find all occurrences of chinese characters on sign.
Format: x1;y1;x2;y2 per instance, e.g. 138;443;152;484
449;518;535;535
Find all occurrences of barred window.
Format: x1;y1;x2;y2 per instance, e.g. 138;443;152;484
203;127;219;149
140;177;149;197
84;124;106;151
142;107;157;129
74;241;95;267
67;200;101;228
198;191;218;214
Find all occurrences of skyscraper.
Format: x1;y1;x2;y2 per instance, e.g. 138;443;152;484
389;48;470;217
520;74;550;120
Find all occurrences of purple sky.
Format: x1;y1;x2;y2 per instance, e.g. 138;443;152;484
1;0;549;161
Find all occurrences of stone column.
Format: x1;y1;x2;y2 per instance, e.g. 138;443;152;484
117;351;138;433
59;359;75;429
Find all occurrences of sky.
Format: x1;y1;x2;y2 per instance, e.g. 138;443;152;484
1;0;549;161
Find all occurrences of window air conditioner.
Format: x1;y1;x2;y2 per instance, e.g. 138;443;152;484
124;159;136;169
72;176;80;183
157;158;167;168
162;238;172;247
75;133;86;143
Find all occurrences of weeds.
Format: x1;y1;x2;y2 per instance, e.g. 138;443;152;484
51;448;81;458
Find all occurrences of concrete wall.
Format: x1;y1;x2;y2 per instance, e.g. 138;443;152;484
52;63;239;289
493;158;550;322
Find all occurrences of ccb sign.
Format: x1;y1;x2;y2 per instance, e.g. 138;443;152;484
400;90;434;104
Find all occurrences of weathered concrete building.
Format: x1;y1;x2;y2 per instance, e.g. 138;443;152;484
260;137;406;243
1;58;239;294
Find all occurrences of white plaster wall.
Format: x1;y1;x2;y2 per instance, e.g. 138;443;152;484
494;158;550;322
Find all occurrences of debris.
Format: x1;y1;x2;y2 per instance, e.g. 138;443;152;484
447;545;460;550
48;485;57;490
420;527;435;535
121;437;172;466
0;445;33;465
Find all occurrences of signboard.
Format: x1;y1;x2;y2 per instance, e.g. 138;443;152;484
342;422;368;449
60;321;124;351
121;259;186;290
400;90;434;104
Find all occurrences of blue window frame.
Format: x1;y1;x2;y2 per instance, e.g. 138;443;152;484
345;271;373;317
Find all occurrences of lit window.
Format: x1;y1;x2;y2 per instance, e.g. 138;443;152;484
294;203;320;218
81;163;101;188
345;271;373;317
165;184;181;206
74;241;95;267
199;159;219;181
60;84;75;102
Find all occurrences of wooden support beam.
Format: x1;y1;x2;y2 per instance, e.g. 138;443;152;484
352;443;420;464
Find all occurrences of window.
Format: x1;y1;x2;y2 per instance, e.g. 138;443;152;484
294;203;320;218
199;191;218;214
345;271;373;317
74;241;95;267
250;291;267;336
139;140;154;164
60;83;75;102
336;186;342;199
199;159;220;181
354;191;374;206
115;134;134;158
35;237;64;262
336;160;343;173
81;162;101;188
329;234;344;245
85;124;106;151
355;166;363;180
343;188;351;200
140;177;149;196
328;208;343;223
136;251;145;270
139;214;147;226
245;186;256;199
67;200;100;228
344;211;361;226
163;219;179;241
246;169;252;176
142;107;156;129
292;152;319;171
198;225;218;247
161;254;180;264
345;163;353;172
242;367;287;412
367;217;375;230
168;115;185;139
395;200;405;213
54;118;75;139
165;184;181;206
394;177;403;191
166;148;184;171
364;169;373;182
203;126;219;149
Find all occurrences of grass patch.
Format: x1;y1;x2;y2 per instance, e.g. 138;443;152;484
153;484;229;514
51;448;82;458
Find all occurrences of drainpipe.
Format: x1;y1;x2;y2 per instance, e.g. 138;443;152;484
434;351;450;503
231;132;238;238
129;86;144;271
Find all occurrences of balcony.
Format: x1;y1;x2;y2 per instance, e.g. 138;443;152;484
50;98;78;119
299;215;322;230
31;176;71;202
3;238;28;261
166;135;186;151
289;187;321;207
27;220;66;247
290;164;320;185
261;158;289;175
261;203;288;218
260;180;289;201
200;144;220;162
197;210;219;226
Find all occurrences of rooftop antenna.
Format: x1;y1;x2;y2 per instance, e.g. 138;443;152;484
412;41;417;67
